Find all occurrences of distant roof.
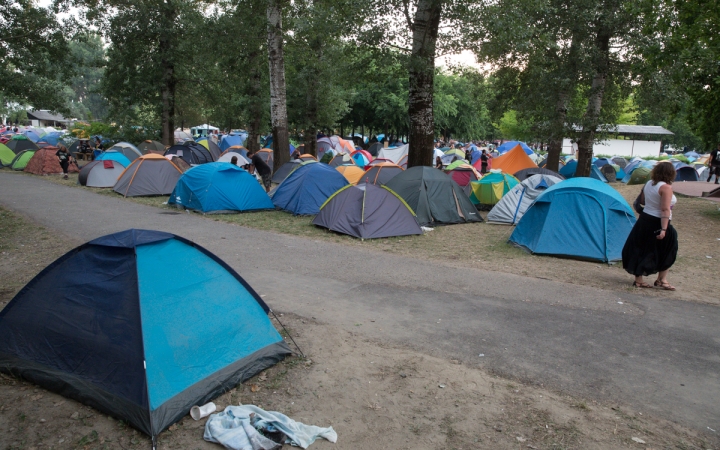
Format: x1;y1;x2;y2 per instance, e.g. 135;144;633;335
26;110;70;123
609;125;674;135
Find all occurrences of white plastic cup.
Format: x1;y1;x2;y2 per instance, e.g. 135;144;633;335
190;402;216;420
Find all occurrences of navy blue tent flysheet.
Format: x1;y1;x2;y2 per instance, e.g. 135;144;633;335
271;161;349;215
0;229;290;441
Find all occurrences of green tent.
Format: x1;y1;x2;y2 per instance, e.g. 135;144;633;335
628;167;651;185
469;171;520;205
0;143;15;166
10;150;37;171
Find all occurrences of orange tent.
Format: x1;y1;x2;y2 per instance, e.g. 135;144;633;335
488;144;537;174
336;165;365;185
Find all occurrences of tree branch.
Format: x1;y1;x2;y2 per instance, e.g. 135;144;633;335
402;0;414;32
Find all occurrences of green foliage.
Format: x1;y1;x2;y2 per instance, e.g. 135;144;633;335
64;33;108;121
0;0;73;112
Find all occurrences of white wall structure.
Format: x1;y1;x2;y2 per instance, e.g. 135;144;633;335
562;138;662;157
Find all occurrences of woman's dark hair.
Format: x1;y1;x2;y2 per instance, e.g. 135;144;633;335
651;161;676;185
57;144;67;152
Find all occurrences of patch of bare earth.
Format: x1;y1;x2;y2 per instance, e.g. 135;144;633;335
0;206;717;450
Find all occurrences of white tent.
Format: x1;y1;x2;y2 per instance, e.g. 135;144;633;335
217;152;250;165
377;144;409;164
486;174;563;225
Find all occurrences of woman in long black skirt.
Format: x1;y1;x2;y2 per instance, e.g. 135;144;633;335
622;162;678;290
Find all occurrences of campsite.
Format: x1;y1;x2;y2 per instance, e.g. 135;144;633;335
0;144;719;449
3;0;720;447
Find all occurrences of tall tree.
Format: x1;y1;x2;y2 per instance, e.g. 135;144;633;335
267;0;290;170
84;0;204;145
407;0;443;167
0;0;72;113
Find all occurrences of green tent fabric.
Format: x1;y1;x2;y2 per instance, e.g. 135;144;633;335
628;166;651;185
10;150;37;171
0;143;15;166
384;166;483;226
469;171;520;205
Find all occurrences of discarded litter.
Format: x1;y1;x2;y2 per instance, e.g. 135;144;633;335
631;437;646;444
191;402;217;420
516;436;526;442
204;405;337;449
708;426;717;433
438;384;446;388
478;354;485;357
706;256;713;259
617;301;623;305
421;226;434;232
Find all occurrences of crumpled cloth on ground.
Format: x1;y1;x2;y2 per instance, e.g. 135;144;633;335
204;405;338;450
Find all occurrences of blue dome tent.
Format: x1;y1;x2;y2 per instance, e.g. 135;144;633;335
219;133;247;152
169;162;274;213
558;159;608;182
271;161;349;215
95;150;131;167
0;229;291;443
497;141;534;155
509;178;636;262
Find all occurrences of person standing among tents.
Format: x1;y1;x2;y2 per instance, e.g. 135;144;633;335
480;149;491;174
706;143;720;184
230;156;238;166
247;149;272;192
622;162;678;290
55;144;74;179
435;155;443;169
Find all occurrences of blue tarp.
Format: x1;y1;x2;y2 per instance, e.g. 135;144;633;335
168;162;274;213
497;141;534;155
509;178;636;262
593;158;612;168
0;229;290;439
271;161;349;215
95;150;131;167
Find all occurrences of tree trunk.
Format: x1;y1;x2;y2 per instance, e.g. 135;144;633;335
159;3;178;147
304;72;318;156
546;92;568;172
267;0;290;171
575;28;611;177
407;0;442;168
246;50;263;153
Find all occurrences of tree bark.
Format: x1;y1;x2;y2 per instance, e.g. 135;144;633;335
546;92;568;172
575;27;611;177
246;50;263;153
267;0;290;171
159;2;178;147
407;0;442;168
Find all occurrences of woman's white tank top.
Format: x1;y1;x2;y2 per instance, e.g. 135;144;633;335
644;180;676;219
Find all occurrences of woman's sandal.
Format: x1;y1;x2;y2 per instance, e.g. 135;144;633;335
632;281;653;288
654;280;676;291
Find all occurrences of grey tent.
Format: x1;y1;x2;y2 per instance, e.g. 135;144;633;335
360;163;404;185
612;156;627;168
384;166;482;226
367;142;383;157
328;153;351;167
312;183;422;239
513;167;564;182
79;160;126;187
165;143;213;165
272;160;302;184
486;174;563;224
138;140;166;154
600;164;617;182
106;142;142;162
113;154;183;197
